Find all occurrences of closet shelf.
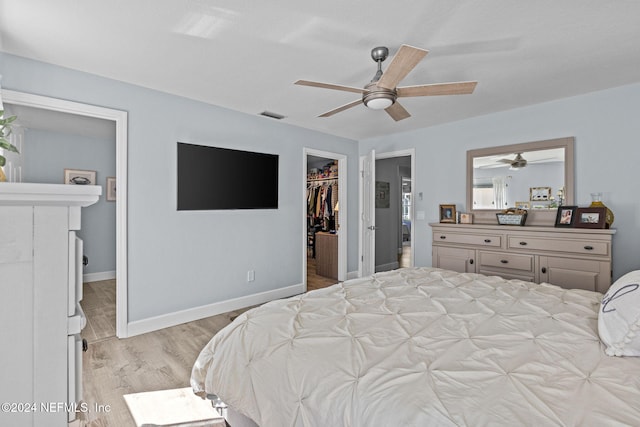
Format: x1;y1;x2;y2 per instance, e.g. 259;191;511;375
307;177;338;183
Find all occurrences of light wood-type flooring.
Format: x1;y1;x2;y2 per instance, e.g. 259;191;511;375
80;281;247;426
80;245;410;426
79;269;336;426
306;255;338;291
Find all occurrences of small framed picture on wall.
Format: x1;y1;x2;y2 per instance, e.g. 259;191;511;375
64;168;96;185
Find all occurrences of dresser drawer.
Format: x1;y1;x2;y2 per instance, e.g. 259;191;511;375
433;232;501;247
478;251;534;273
508;236;609;256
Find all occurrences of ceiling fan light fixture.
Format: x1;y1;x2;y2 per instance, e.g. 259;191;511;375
363;82;396;110
364;97;393;110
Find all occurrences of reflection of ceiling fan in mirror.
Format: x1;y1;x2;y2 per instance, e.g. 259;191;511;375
478;152;558;170
498;153;528;169
294;44;478;121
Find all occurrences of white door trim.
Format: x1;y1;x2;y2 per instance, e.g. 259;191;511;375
360;148;416;273
303;148;347;287
2;89;129;338
358;150;376;277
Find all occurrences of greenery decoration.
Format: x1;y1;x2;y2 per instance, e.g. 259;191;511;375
0;109;19;168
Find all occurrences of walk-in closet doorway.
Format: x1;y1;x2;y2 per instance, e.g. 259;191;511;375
303;148;347;291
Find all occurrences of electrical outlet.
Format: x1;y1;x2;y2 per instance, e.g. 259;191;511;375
247;270;255;282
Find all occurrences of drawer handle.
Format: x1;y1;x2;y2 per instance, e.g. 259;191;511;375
584;245;594;250
500;259;509;264
484;239;492;243
519;241;528;246
541;267;547;274
440;235;447;239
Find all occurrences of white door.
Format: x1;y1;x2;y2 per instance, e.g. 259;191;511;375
360;150;376;276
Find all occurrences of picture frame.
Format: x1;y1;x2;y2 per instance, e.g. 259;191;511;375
515;201;531;210
375;181;390;208
64;168;96;185
439;204;456;223
459;212;473;224
574;207;607;229
106;176;116;201
555;206;577;227
530;186;551;201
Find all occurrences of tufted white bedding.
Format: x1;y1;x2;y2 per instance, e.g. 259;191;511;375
191;267;640;426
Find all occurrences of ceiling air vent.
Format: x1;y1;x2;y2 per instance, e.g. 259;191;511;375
259;111;285;120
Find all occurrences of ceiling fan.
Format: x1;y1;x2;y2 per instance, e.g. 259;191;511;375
294;44;478;121
499;153;528;169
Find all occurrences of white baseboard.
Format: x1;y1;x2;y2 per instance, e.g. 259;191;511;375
84;270;116;283
126;283;305;337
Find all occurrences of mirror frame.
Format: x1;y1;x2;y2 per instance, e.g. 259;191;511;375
466;136;575;226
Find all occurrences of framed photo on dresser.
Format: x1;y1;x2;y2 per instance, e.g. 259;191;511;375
555;206;577;227
574;207;607;229
439;204;456;223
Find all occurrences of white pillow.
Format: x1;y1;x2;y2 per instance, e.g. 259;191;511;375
598;270;640;356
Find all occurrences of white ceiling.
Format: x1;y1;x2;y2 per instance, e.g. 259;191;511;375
2;0;640;141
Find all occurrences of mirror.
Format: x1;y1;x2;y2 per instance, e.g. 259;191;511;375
467;137;575;225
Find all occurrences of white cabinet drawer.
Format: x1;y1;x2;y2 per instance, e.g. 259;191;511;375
433;232;501;247
508;236;609;256
478;251;534;273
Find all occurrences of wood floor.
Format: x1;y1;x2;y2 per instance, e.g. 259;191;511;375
306;256;338;291
79;267;335;426
80;282;247;426
82;280;117;342
79;246;411;426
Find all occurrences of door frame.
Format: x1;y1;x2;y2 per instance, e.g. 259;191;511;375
360;148;415;274
2;89;129;338
303;148;347;288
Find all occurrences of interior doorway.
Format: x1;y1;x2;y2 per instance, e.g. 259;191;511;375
3;89;129;337
374;154;413;272
360;149;415;275
303;148;347;291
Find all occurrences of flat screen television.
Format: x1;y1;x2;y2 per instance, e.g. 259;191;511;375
177;142;279;210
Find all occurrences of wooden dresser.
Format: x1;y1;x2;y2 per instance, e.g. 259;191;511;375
430;223;616;293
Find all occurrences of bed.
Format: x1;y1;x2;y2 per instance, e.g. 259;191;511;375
191;267;640;426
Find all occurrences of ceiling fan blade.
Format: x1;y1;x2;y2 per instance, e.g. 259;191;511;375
295;80;367;95
385;101;411;121
397;81;478;97
318;99;363;117
377;45;428;90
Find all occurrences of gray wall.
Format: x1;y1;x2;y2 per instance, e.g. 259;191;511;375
22;129;116;275
361;83;640;281
1;52;359;323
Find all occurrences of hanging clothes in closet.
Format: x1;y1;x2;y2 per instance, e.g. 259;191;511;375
306;178;338;230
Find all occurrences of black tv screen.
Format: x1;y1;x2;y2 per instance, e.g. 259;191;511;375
177;142;279;210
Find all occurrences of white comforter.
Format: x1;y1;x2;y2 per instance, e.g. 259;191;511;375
191;267;640;426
